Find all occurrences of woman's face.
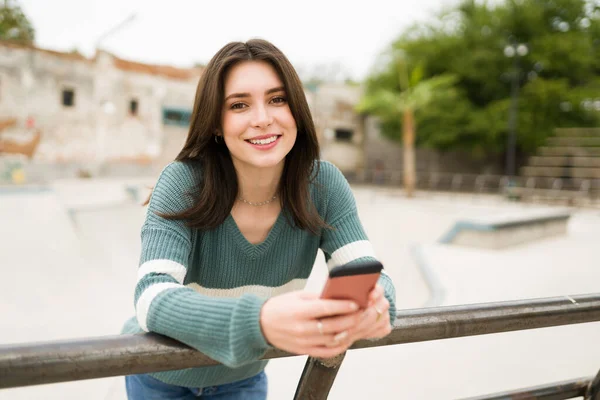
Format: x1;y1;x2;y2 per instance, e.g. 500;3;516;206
221;60;297;173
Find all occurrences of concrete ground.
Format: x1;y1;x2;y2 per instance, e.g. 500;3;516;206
1;181;599;399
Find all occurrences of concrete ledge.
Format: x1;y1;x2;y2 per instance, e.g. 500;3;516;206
439;210;571;249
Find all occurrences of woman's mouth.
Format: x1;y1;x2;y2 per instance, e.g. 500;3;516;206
245;135;281;150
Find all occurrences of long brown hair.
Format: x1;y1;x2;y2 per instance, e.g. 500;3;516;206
165;39;327;234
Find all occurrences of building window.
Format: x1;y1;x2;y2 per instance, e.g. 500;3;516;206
334;128;353;142
162;107;192;127
130;99;139;116
62;88;75;107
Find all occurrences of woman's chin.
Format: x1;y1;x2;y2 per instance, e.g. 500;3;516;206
233;156;286;171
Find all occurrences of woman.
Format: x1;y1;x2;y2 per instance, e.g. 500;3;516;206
122;38;396;399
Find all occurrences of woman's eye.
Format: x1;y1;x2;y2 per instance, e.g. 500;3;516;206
230;102;247;110
271;96;287;104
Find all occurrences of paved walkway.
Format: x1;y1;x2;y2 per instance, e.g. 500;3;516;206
1;182;598;399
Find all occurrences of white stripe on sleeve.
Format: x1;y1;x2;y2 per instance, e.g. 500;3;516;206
135;282;181;331
327;240;376;270
137;259;187;284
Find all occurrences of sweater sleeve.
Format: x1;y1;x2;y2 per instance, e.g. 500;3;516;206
318;162;397;324
134;162;269;368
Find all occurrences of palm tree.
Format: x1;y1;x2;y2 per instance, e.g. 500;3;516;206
357;54;456;197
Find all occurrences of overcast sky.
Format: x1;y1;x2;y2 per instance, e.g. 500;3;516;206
19;0;460;81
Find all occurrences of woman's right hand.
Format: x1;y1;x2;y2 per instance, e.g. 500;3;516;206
259;291;362;358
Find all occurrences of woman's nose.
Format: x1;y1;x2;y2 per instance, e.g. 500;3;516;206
252;105;273;128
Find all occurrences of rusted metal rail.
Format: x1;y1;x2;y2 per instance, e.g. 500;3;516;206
460;378;591;400
1;293;600;398
586;369;600;400
460;368;600;400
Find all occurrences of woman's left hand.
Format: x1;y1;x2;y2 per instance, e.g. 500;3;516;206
334;284;391;344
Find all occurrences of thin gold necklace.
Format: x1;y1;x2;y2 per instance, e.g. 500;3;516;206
238;195;277;206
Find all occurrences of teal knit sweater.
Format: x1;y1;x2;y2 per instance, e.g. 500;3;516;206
122;160;397;388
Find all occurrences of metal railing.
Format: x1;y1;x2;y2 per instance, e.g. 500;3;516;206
461;378;592;400
349;168;600;205
2;293;600;399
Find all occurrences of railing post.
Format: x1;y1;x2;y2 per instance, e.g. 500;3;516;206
475;175;486;194
585;368;600;400
293;353;346;400
451;173;463;192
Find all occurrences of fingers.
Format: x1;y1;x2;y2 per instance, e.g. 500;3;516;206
348;298;391;341
297;291;319;300
261;291;377;357
362;298;389;326
363;315;393;340
299;301;391;357
370;297;390;328
368;284;384;307
297;313;360;347
364;299;393;339
317;312;362;335
304;299;359;319
302;332;342;347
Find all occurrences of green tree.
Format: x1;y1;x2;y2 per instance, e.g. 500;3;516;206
362;0;600;165
358;56;456;196
0;0;34;45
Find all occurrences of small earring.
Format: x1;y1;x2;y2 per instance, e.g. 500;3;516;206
214;135;221;144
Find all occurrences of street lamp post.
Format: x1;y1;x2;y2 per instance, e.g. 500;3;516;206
94;13;137;51
503;41;528;188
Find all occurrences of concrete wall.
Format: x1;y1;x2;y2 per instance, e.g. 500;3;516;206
0;43;200;169
312;83;366;173
0;46;96;126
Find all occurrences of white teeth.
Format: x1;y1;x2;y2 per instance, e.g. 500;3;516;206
249;136;277;145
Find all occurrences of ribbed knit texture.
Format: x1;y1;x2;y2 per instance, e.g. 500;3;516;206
122;160;397;388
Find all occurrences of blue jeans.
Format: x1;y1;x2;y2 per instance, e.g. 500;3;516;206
125;371;268;399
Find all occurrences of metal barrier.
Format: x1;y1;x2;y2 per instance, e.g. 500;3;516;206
350;168;600;206
462;378;594;400
2;293;600;399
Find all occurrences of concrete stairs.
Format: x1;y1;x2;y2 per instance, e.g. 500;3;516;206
519;128;600;199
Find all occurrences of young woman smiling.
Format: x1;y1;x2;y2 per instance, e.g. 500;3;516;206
122;39;397;400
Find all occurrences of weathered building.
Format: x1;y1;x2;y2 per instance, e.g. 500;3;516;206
0;42;372;180
309;83;367;175
0;40;201;172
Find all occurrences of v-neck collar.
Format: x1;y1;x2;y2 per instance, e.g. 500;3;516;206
225;210;286;258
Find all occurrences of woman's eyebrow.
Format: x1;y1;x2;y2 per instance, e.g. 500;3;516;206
224;86;286;102
265;86;285;95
